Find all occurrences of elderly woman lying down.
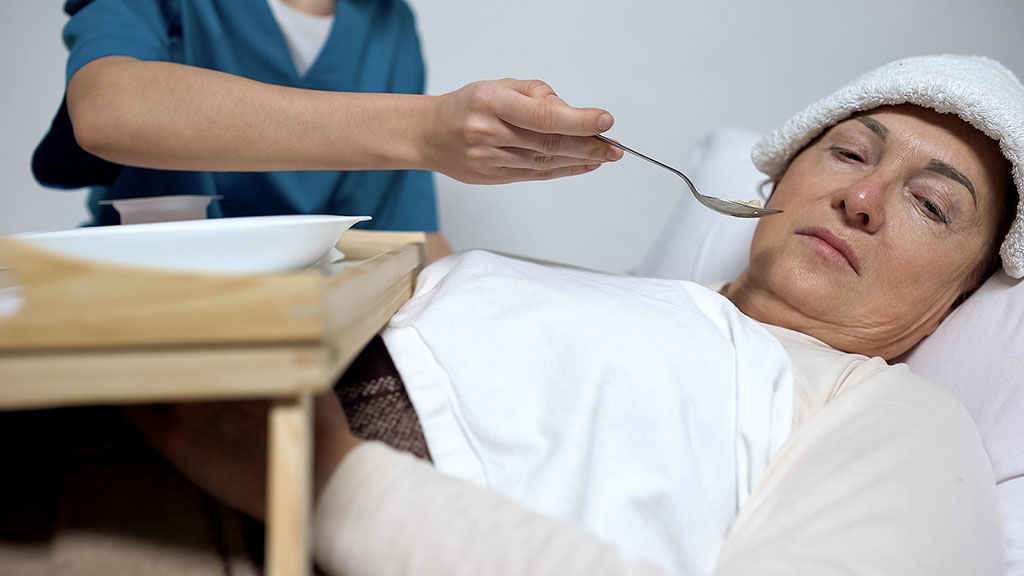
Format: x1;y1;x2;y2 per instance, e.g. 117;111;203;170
129;54;1023;576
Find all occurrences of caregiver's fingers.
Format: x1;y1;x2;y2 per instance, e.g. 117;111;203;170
505;124;624;163
494;146;615;172
517;78;561;101
496;79;615;137
492;163;603;184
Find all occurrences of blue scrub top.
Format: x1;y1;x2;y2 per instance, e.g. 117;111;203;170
38;0;437;231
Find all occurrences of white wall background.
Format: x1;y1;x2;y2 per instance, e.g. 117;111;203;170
3;0;1024;272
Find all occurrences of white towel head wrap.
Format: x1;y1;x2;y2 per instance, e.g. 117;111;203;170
751;54;1024;278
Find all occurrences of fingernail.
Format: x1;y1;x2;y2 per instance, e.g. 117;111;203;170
586;163;601;171
597;114;613;131
606;147;623;161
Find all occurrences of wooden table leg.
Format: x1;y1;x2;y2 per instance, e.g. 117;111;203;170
266;392;313;576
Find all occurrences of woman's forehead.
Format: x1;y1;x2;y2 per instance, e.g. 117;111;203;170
837;105;992;148
831;105;1007;176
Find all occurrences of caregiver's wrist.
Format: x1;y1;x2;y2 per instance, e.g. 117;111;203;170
319;91;432;172
408;94;444;173
379;92;438;171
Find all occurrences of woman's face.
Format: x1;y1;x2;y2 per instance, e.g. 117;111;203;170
728;105;1010;358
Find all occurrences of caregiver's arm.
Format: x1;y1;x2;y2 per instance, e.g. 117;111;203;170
315;442;673;576
66;56;622;184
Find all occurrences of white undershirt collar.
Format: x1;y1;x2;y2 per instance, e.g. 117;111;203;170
266;0;335;77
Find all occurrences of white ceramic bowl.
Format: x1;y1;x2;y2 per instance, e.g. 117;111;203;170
16;215;371;275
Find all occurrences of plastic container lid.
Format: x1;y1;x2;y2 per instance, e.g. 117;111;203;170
99;195;220;225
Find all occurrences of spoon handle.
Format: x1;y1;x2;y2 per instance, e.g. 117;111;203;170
594;134;688;180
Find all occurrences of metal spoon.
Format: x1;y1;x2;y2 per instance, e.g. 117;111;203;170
595;134;781;218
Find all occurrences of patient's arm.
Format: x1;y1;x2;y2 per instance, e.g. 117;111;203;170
122;394;360;522
715;367;1003;576
315;441;675;576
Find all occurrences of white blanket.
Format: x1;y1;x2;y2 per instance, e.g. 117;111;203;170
381;251;794;575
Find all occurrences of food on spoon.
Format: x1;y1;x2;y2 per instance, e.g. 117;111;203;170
733;199;763;208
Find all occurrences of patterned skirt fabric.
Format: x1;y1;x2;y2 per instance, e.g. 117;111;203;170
333;335;432;463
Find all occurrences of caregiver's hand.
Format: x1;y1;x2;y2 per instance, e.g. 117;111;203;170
425;79;623;184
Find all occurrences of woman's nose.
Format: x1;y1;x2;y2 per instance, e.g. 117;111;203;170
832;175;888;233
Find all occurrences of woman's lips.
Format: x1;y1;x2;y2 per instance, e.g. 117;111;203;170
797;227;861;275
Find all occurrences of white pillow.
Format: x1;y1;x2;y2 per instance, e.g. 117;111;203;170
637;128;762;284
902;269;1024;573
639;127;1024;573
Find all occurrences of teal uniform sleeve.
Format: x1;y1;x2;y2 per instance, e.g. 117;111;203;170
62;0;172;85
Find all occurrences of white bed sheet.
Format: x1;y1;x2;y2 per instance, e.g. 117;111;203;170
382;250;793;575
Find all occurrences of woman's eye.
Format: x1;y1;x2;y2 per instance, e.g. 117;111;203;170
829;146;863;163
919;197;950;224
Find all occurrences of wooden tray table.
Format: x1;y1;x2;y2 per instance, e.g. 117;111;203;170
0;229;426;576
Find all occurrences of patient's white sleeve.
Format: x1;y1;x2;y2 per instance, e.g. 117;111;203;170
313;441;673;576
714;357;1004;576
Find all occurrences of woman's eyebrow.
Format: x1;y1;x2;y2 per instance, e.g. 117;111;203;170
927;159;977;205
854;116;888;141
